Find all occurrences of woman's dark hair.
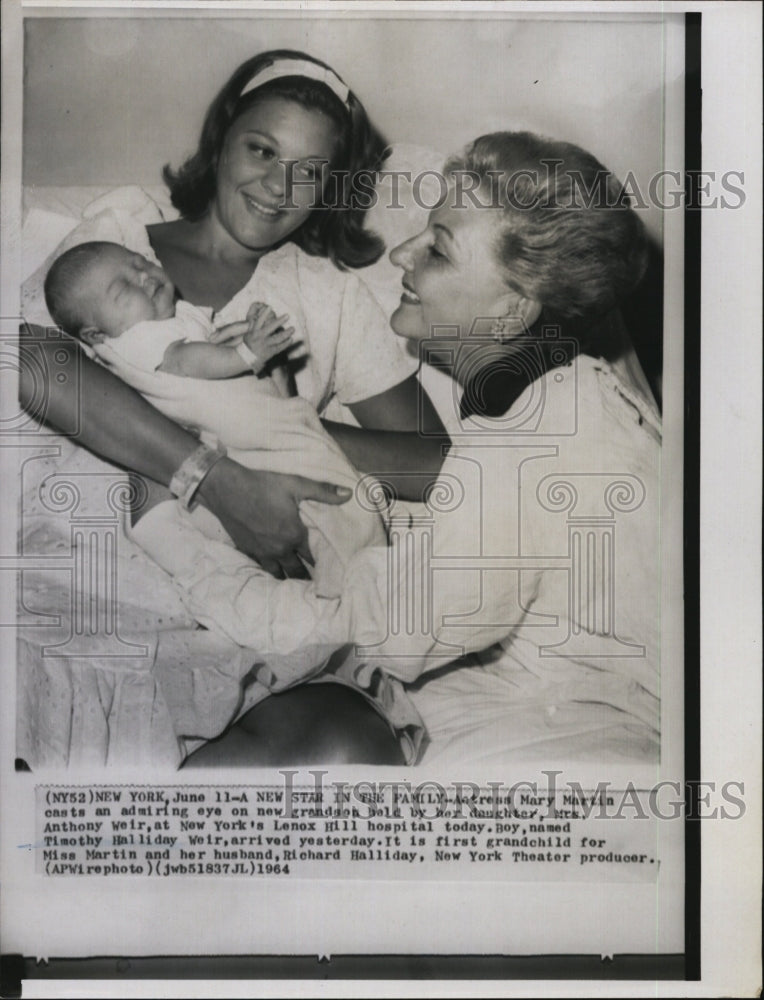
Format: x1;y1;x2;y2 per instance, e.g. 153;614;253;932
163;50;390;269
445;131;648;321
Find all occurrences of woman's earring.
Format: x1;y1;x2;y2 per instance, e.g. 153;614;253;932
491;315;518;344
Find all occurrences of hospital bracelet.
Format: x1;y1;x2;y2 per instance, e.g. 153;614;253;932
235;340;263;373
168;443;228;510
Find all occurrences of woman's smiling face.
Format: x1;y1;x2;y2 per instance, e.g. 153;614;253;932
213;96;339;251
389;195;518;341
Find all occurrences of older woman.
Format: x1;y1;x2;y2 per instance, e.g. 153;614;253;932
19;49;450;765
136;130;661;766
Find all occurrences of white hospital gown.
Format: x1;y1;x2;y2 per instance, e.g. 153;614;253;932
134;350;662;764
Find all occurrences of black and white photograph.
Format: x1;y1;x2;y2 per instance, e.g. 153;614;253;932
0;1;760;995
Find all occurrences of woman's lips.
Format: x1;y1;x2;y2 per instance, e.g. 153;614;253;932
243;192;282;219
400;282;421;305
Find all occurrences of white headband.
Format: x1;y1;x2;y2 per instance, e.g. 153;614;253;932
239;58;351;108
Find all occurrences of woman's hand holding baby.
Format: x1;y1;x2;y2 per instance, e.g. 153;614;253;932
197;457;352;579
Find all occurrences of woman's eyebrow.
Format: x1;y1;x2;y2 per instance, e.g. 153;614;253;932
242;128;278;145
241;129;326;162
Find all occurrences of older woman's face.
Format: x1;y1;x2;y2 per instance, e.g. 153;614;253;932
213;97;337;251
389;195;516;341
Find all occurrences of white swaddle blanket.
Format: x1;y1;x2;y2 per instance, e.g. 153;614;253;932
93;299;388;599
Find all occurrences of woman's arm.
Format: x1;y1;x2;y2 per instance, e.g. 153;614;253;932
131;437;520;686
348;373;445;435
322;422;449;502
323;374;451;501
18;325;350;578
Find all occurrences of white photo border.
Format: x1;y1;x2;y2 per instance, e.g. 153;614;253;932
0;1;760;997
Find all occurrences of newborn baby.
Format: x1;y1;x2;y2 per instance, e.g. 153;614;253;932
44;240;295;390
44;240;387;605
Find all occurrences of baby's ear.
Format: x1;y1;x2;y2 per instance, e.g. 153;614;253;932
79;326;105;346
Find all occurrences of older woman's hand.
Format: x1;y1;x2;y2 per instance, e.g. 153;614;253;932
198;457;352;579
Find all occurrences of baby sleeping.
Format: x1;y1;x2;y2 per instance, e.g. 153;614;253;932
44;240;296;387
43;241;387;601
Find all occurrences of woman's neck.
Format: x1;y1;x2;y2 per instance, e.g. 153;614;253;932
148;215;266;312
451;342;497;388
191;210;269;268
454;316;582;419
430;339;533;389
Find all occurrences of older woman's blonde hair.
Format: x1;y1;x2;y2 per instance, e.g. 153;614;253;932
446;132;648;321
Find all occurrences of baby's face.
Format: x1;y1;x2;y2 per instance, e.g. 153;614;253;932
77;247;176;338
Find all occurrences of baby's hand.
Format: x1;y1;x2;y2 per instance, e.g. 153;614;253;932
243;304;294;365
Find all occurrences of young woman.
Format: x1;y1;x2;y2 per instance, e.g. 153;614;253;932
19;50;448;764
21;49;447;573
